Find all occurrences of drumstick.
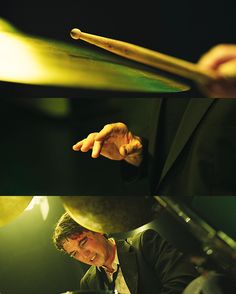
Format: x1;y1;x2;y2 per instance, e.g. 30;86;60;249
70;28;218;84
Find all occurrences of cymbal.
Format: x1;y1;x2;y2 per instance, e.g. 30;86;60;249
0;196;33;227
61;196;155;234
0;19;189;97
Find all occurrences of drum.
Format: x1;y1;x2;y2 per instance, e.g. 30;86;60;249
154;196;236;278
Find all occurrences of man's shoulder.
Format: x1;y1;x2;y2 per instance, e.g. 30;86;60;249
127;229;159;246
80;265;102;290
81;266;97;283
84;265;97;276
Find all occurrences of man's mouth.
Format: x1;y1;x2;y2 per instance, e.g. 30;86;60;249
90;254;97;262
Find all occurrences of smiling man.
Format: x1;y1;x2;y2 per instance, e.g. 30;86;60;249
62;229;116;270
53;212;198;294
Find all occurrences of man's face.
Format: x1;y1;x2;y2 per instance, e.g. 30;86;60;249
62;231;111;267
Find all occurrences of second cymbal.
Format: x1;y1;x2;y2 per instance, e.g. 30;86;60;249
61;196;155;234
0;196;33;227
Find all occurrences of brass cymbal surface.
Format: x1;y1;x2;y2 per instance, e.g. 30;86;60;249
0;196;33;227
0;19;190;96
61;196;155;234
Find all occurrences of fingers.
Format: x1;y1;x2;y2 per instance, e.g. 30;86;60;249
72;139;85;151
218;59;236;80
91;140;103;158
73;133;98;152
72;122;130;160
95;122;128;141
120;137;142;155
198;44;236;72
120;143;137;156
72;132;108;158
119;136;143;166
197;44;236;97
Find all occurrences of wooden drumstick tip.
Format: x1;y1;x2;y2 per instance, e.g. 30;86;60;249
70;28;82;40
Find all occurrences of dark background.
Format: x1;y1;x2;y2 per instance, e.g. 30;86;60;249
0;97;152;195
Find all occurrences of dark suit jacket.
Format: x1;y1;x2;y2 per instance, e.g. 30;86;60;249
123;98;236;197
80;229;198;294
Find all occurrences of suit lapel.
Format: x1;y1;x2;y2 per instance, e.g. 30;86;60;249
158;98;215;186
85;266;104;289
147;98;163;192
147;98;163;160
116;240;138;294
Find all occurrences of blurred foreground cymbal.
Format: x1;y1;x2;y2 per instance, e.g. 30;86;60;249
0;196;33;227
0;19;189;97
61;196;155;234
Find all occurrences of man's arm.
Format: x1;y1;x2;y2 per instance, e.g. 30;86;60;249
139;229;199;294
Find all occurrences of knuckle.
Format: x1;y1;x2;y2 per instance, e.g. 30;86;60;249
212;44;229;53
87;132;97;139
103;124;112;130
117;122;127;128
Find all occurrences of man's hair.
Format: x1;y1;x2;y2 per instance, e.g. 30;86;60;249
52;212;88;252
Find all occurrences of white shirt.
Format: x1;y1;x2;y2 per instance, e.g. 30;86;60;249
101;238;131;294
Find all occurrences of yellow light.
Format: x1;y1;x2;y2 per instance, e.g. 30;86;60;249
25;196;42;211
25;196;49;220
0;33;46;83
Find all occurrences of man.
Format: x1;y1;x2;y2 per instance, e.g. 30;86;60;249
53;212;199;294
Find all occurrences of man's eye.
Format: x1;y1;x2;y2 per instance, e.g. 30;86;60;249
79;237;88;247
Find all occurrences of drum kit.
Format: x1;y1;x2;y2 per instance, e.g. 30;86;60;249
1;195;236;294
1;18;236;293
1;196;236;275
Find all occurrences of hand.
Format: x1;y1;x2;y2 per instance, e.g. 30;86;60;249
198;44;236;98
72;122;143;166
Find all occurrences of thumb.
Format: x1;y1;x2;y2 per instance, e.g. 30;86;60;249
119;142;141;157
217;59;236;80
119;145;128;157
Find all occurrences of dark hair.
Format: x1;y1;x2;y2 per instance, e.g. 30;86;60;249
52;212;88;252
